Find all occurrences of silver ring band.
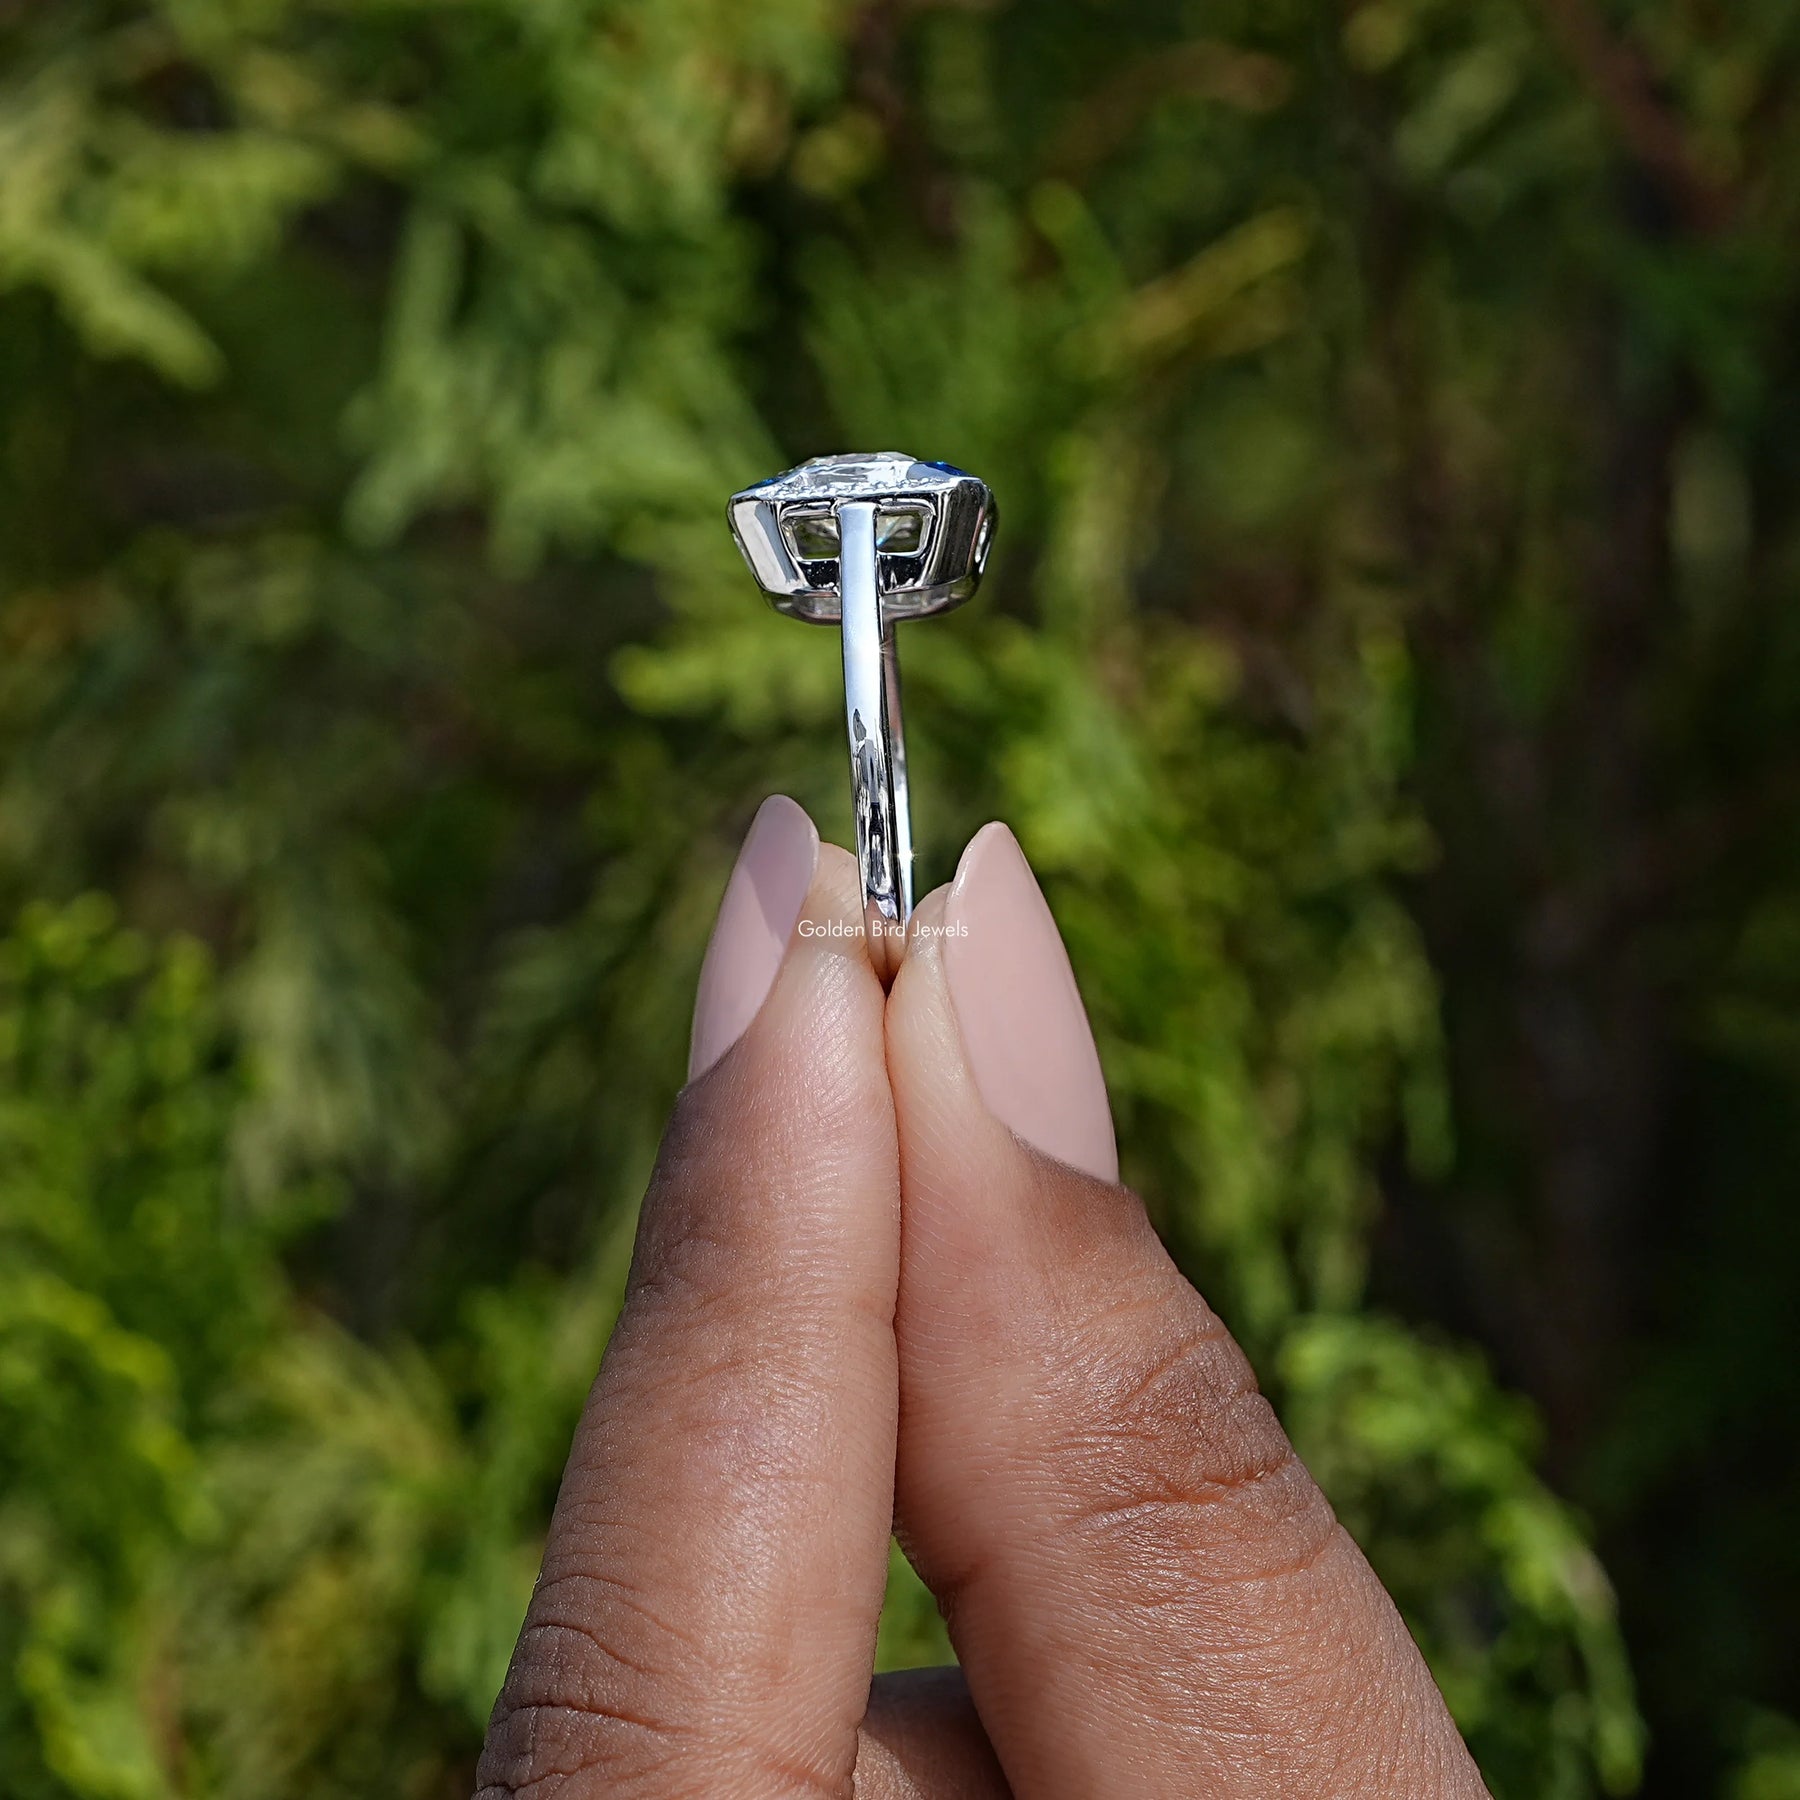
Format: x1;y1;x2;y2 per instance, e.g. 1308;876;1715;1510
883;618;913;920
838;501;912;934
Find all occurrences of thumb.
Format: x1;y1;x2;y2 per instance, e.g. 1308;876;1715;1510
883;823;1485;1799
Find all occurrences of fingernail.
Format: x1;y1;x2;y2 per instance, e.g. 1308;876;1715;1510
689;796;820;1080
944;823;1118;1182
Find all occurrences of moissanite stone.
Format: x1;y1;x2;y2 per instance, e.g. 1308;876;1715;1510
748;451;933;497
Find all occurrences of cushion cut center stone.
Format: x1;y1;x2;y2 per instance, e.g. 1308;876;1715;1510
751;452;969;503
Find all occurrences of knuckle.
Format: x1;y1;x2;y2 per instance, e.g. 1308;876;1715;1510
1044;1294;1339;1590
474;1570;705;1797
475;1569;854;1799
475;1675;694;1799
533;1565;711;1678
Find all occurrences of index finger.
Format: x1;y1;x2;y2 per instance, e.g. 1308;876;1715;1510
886;825;1487;1798
476;800;901;1800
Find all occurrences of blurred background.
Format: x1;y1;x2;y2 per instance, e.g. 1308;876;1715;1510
2;1;1798;1795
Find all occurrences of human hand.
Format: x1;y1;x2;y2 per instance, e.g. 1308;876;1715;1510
474;798;1490;1799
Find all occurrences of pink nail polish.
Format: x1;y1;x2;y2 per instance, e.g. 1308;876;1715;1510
689;796;820;1080
944;823;1119;1182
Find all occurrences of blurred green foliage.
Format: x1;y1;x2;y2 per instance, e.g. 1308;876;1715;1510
2;0;1798;1794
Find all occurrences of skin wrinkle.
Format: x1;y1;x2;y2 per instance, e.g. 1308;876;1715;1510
1052;1448;1313;1542
618;1245;902;1345
923;1365;1333;1615
545;1484;855;1674
1066;1398;1299;1511
595;1308;875;1447
567;1403;840;1567
1021;1520;1444;1788
513;1612;686;1694
536;1533;806;1670
617;1245;895;1371
1086;1297;1237;1377
949;1528;1337;1688
1046;1413;1330;1586
520;1567;712;1678
476;1693;702;1800
482;1714;859;1800
921;1418;1382;1785
487;1551;873;1767
1055;1330;1273;1475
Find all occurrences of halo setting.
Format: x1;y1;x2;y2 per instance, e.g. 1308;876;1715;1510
729;452;996;625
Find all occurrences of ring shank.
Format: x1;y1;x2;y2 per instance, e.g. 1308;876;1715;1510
882;621;913;918
838;503;912;950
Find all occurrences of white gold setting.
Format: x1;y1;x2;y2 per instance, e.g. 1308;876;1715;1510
728;452;997;947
